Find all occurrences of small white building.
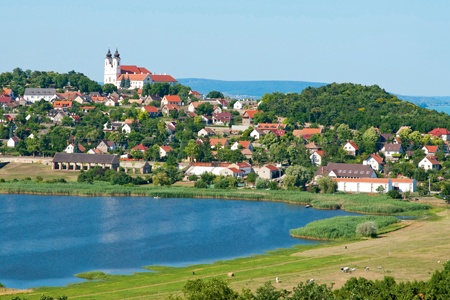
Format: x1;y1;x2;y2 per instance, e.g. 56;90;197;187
418;156;440;170
333;178;416;193
23;88;57;103
363;153;385;172
310;150;324;166
7;137;20;148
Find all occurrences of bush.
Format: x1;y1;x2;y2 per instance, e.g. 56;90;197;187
188;174;199;182
36;176;43;182
194;179;208;188
356;221;378;237
387;189;402;199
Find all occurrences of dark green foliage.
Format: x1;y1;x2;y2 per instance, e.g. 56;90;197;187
387;189;402;199
181;278;238;300
206;91;224;99
258;83;450;132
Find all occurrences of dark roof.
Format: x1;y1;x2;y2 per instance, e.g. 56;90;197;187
315;163;375;178
52;153;119;164
383;143;403;152
24;88;57;96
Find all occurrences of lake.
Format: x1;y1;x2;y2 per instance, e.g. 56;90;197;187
0;194;359;289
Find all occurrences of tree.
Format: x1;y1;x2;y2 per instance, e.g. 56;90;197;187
197;103;214;116
152;172;172;186
206;91;224;99
356;221;378;237
181;278;238;300
103;83;117;94
246;172;258;186
284;165;312;189
184;140;200;162
317;176;337;193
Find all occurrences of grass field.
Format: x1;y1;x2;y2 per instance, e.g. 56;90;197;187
1;205;448;300
0;162;79;182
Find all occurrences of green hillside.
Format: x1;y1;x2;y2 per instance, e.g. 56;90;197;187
259;83;450;132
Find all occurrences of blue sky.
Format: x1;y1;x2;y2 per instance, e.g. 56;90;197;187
2;0;450;96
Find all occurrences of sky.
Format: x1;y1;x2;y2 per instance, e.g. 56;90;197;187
2;0;450;96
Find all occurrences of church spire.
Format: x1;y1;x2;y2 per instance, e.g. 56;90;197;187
106;48;112;59
114;48;120;58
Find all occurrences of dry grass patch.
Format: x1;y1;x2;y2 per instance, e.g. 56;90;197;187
0;163;79;181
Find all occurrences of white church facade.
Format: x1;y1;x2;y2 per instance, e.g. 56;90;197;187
104;48;177;89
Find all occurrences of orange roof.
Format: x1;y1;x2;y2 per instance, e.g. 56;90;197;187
314;150;324;156
56;91;82;100
244;110;262;118
117;74;149;81
165;104;180;111
293;128;322;137
121;65;151;74
143;105;158;113
160;145;173;152
150;74;177;83
228;167;244;174
53;101;73;108
210;138;228;146
81;106;95;110
346;140;359;150
2;88;11;95
132;144;148;151
264;164;279;171
429;128;450;136
367;153;384;164
239;141;251;149
333;178;390;183
390;178;415;183
423;145;439;153
257;123;282;130
163;95;181;103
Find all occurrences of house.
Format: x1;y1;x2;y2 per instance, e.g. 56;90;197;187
162;104;180;116
209;138;228;149
230;141;253;151
216;99;229;109
305;142;321;154
131;144;148;152
333;178;417;194
212;112;232;125
97;140;116;153
7;136;20;148
87;148;104;154
159;145;173;158
198;127;215;137
315;163;377;180
270;129;286;137
116;74;152;90
343;141;358;156
74;95;92;105
242;110;261;126
380;143;404;160
53;100;73;110
166;121;177;134
257;123;285;131
241;148;253;159
213;106;223;114
64;143;86;153
228;162;252;175
233;100;257;110
422;145;439;156
49;110;68;123
141;105;160;117
418;156;441;170
363;153;385;172
189;90;202;99
220;167;244;178
428;128;450;141
292;128;322;140
188;102;202;113
120;161;151;174
250;129;265;140
161;95;182;107
52;153;120;171
310;150;324;166
121;123;132;134
23;88;57;103
256;165;281;180
104;98;118;107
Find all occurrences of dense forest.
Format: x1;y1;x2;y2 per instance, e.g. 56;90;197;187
258;83;450;133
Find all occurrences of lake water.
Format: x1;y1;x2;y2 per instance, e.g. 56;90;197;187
0;195;359;289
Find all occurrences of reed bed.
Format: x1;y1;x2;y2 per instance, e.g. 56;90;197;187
290;215;400;240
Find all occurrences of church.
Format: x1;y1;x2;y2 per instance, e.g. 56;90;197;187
103;48;177;89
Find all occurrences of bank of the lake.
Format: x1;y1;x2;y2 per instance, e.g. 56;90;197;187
0;181;432;216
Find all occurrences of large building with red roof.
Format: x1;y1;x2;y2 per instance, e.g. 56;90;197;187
104;48;176;89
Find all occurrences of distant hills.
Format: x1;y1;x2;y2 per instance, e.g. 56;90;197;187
177;78;450;109
177;78;327;99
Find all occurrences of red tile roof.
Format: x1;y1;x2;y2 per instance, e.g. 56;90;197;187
367;153;384;164
121;65;152;75
143;105;158;113
117;74;149;81
243;110;261;118
423;145;439;153
132;144;148;151
163;95;182;103
428;128;450;137
346;140;359;150
239;141;251;149
150;74;177;83
160;145;173;153
264;164;280;171
228;167;244;174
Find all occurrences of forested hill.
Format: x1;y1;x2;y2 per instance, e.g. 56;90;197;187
258;83;450;133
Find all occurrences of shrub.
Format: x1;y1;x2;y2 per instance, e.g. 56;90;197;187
356;221;378;237
387;189;402;199
36;176;43;182
188;174;199;181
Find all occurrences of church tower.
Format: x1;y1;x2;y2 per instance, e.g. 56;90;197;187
104;48;121;85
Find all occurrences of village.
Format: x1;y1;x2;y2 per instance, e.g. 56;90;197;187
0;49;449;197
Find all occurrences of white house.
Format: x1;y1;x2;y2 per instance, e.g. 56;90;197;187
310;150;324;166
363;153;385;172
343;141;358;156
198;128;215;137
7;137;20;148
230;141;253;151
228;162;252;175
23;88;57;103
418;156;441;170
380;143;404;160
160;145;173;158
256;165;281;180
250;129;265;140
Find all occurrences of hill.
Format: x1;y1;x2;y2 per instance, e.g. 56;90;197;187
177;78;327;99
258;82;450;133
